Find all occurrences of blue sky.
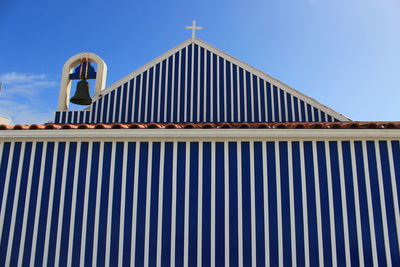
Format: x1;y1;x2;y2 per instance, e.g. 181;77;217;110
0;0;399;124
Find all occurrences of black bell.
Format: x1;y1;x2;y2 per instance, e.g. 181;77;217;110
70;78;92;105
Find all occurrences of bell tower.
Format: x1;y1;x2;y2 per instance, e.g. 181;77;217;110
58;52;107;110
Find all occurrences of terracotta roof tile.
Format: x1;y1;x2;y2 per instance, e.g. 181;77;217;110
1;122;400;130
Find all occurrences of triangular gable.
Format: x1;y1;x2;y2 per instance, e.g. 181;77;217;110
54;38;350;124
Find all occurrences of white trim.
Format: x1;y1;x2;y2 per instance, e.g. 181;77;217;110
183;142;191;267
262;141;270;267
143;142;153;267
300;141;310;267
2;129;400;140
156;142;165;267
170;141;178;267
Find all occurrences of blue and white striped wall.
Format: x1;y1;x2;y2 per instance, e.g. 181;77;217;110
0;130;399;266
54;39;348;124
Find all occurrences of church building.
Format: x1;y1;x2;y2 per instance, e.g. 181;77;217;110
0;23;400;266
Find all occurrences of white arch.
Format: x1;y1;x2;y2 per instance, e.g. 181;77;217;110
58;52;107;110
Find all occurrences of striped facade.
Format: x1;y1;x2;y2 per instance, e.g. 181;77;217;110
1;137;400;266
54;39;348;124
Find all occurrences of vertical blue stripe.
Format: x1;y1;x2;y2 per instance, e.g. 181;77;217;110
215;142;225;266
280;90;286;122
293;97;299;122
218;57;225;122
366;141;387;266
161;142;173;266
140;71;148;122
85;142;100;266
241;142;252;266
232;65;238;122
292;141;305;266
228;142;238;267
186;45;193;122
202;142;211;267
253;142;266;267
258;79;266;122
91;101;97;123
304;141;319;267
313;107;319;122
205;51;211;122
317;141;333;266
266;82;272;122
354;141;373;267
115;87;121;123
109;142;124;267
121;83;128;123
135;142;149;266
212;54;218;122
253;76;259;122
102;95;109;123
279;142;292;266
266;142;278;265
287;93;293;122
153;64;160;123
341;141;360;266
97;142;112;267
273;86;279;122
96;98;103;123
300;100;306;122
127;79;134;123
122;142;136;267
245;71;251;122
198;48;205;122
48;142;66;267
55;112;60;124
133;76;141;122
109;91;115;123
61;111;66;124
175;142;186;266
165;57;173;123
307;104;312;122
0;142;11;209
188;142;199;266
225;61;231;122
159;60;167;123
238;68;245;122
146;68;154;122
149;142;161;267
59;142;76;267
71;142;89;266
329;141;346;266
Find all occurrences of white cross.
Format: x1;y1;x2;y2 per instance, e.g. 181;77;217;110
185;20;202;39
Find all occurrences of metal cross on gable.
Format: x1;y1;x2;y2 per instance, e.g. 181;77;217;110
186;20;203;40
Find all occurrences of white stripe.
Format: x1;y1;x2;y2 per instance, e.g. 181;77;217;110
284;91;288;122
143;142;153;267
263;80;268;121
338;141;351;267
130;78;137;122
325;141;337;266
262;141;270;267
362;140;379;266
387;141;400;255
113;90;117;122
170;54;176;122
275;141;283;266
80;142;93;267
197;46;201;122
184;46;188;122
15;142;36;266
29;142;49;267
92;142;104;267
230;62;234;122
211;141;216;267
105;142;116;266
257;78;261;122
118;142;128;266
311;106;315;122
106;93;111;123
298;97;302;122
300;141;310;267
249;74;255;122
375;141;393;266
184;142;191;266
237;142;244;267
66;110;70;124
216;57;220;122
156;142;165;267
304;103;309;122
270;84;275;122
143;68;150;122
5;142;26;266
170;142;178;266
54;141;70;267
100;92;105;123
138;73;144;122
164;58;169;123
118;86;124;122
43;142;59;266
197;142;203;267
224;141;230;267
203;50;207;122
125;82;130;122
130;142;141;267
277;88;282;122
236;65;241;122
288;141;297;266
223;59;227;121
190;45;195;122
157;63;163;122
177;49;183;122
291;94;295;122
243;70;248;122
150;66;157;122
312;141;324;266
210;52;214;122
250;142;257;266
350;141;365;266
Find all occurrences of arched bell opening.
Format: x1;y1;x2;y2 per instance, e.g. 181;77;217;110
58;52;107;111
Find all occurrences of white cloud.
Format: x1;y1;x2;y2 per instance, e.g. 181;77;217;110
0;72;58;124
